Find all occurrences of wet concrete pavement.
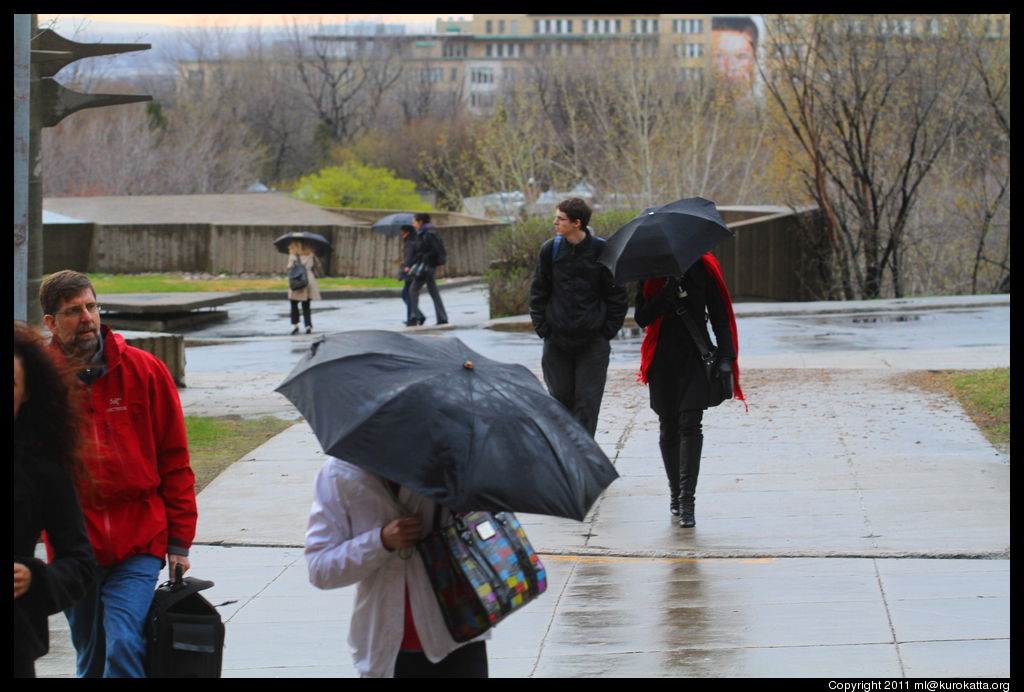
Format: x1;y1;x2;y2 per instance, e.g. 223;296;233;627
36;287;1010;678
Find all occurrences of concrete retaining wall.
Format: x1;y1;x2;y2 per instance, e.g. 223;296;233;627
46;222;503;279
43;208;825;302
716;208;823;302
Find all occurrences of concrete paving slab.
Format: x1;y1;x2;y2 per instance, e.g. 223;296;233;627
899;639;1010;679
531;644;905;678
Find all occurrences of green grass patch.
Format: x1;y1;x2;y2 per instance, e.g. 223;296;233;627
913;368;1010;449
79;273;402;294
185;415;294;493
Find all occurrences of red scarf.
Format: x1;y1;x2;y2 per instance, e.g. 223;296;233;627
636;254;746;409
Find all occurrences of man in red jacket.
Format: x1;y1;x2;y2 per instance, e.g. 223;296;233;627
41;270;197;678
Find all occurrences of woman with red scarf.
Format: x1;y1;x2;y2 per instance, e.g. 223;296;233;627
635;253;744;528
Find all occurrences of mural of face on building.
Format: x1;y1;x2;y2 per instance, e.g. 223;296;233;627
711;16;759;93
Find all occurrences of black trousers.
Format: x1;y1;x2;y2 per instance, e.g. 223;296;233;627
541;337;611;438
409;271;448;324
290;300;311;328
394;641;488;678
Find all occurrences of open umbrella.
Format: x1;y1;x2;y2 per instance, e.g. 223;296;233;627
273;231;332;256
599;197;733;283
371;212;415;238
275;330;618;521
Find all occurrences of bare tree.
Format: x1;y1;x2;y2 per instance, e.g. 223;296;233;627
760;14;978;299
42;93;266;197
285;18;404;151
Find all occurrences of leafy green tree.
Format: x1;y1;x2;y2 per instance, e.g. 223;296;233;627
291;161;430;210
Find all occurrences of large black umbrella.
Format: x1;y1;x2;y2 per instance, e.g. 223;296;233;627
275;330;618;521
599;197;733;283
371;212;415;238
273;231;332;256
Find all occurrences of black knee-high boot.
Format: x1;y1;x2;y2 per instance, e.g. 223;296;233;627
678;434;703;528
659;438;681;516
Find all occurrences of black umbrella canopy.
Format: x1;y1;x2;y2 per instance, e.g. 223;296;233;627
370;212;415;238
275;330;618;520
273;231;332;256
600;197;733;284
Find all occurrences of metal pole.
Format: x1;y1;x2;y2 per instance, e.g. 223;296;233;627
14;14;31;322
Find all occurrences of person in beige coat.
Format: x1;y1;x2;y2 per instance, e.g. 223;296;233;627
287;240;323;335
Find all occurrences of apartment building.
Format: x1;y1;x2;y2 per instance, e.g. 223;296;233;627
426;14;720;111
178;14;1006;113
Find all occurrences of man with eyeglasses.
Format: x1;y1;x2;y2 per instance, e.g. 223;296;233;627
39;270;197;678
529;198;628;437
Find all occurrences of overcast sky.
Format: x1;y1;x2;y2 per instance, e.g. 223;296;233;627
36;14;469;28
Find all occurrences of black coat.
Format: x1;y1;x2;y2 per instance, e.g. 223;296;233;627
410;224;443;269
398;233;418;281
634;260;735;414
529;231;629;354
13;441;95;662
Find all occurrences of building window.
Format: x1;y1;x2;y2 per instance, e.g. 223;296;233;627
486;42;523;59
631;18;659;34
682;42;703;58
451;67;458;82
679;66;703;82
498;20;505;34
443;42;468;58
486;20;493;34
511;20;519;34
673;19;703;34
534;18;574;35
420;67;444;83
470;92;495;109
470;67;495;84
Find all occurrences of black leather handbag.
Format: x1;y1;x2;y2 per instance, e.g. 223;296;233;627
676;305;733;408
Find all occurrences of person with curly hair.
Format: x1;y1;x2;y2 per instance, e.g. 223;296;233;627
14;322;96;678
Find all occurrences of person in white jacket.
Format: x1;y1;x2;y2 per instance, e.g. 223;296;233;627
305;457;489;678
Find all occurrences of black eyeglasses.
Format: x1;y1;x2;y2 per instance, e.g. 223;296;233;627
52;303;101;318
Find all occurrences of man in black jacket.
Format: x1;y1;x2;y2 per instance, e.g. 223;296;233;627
529;198;628;437
408;213;449;326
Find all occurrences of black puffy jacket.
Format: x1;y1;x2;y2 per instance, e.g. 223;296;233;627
529;231;629;354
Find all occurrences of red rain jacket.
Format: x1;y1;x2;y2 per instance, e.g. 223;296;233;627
48;326;197;567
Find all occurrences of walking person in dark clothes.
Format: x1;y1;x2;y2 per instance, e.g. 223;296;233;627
407;213;448;326
529;198;628;437
398;225;426;326
14;323;96;678
634;253;745;527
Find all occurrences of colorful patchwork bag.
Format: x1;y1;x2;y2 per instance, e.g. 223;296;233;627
417;507;547;642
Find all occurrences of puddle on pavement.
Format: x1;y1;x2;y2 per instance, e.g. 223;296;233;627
850;313;925;324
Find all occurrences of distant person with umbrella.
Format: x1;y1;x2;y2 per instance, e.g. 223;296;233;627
529;198;629;437
398;225;425;326
407;213;448;326
286;238;323;335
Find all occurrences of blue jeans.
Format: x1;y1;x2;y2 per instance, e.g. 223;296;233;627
65;554;162;678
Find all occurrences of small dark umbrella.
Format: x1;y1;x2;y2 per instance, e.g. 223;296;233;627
273;231;332;256
599;197;733;283
371;212;415;238
275;330;619;520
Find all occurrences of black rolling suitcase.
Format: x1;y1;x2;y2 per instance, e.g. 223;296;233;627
145;565;225;677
